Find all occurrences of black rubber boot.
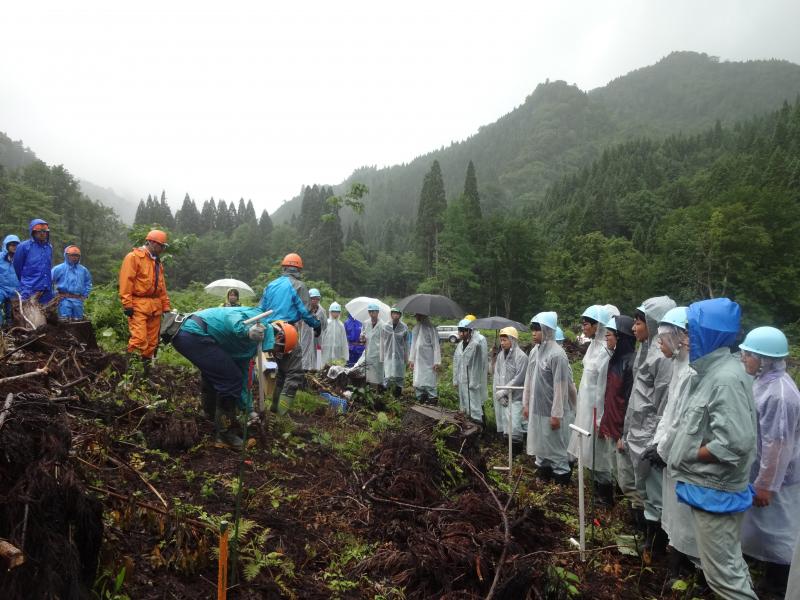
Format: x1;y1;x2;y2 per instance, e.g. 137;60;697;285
534;465;553;482
628;508;647;533
652;523;669;561
595;482;615;506
552;471;571;486
759;562;790;598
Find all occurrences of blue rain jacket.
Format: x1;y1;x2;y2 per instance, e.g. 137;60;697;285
687;298;740;362
258;271;320;328
12;219;54;302
51;249;93;297
0;234;21;302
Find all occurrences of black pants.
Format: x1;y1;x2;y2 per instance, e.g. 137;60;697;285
173;330;243;412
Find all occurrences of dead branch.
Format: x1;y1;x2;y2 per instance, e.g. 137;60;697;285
0;393;14;431
58;374;91;390
0;334;47;362
364;490;460;513
105;453;168;508
87;485;212;531
0;539;25;570
0;368;48;385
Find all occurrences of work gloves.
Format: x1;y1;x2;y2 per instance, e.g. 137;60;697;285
643;444;666;468
495;390;509;406
248;323;265;341
123;307;134;318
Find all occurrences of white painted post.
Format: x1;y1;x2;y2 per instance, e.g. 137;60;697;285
494;385;525;483
568;423;591;562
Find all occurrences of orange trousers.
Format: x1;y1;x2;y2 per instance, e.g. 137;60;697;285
127;311;161;358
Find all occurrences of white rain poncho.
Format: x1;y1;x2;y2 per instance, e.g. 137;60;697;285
524;326;574;462
300;305;326;370
453;331;488;422
409;317;441;389
361;318;385;384
321;316;348;365
741;361;800;564
492;337;528;438
568;305;618;465
623;296;676;460
652;325;698;559
381;320;409;380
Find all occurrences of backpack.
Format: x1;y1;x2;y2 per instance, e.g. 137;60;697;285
160;311;189;344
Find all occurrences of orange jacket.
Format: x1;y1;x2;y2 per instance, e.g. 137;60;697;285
118;247;170;315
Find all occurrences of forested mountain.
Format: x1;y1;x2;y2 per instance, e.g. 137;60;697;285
271;52;800;241
78;179;138;224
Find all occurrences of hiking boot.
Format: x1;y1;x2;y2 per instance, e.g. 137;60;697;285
214;410;244;450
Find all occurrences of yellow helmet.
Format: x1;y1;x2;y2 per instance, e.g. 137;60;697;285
464;314;477;321
499;326;518;340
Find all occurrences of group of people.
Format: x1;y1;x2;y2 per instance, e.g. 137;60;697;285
453;297;798;600
0;218;93;326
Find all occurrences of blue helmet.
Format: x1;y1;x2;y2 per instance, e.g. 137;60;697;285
329;302;342;312
660;306;688;330
309;288;321;298
457;318;473;330
555;326;565;342
581;305;609;325
367;302;380;311
530;311;558;331
740;326;789;358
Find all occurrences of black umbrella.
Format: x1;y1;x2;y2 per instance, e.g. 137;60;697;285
469;316;527;332
395;293;463;319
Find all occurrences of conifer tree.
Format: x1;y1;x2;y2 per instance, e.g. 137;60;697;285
134;199;147;225
463;160;482;220
259;209;274;236
200;199;217;233
415;160;447;277
175;193;201;233
245;200;257;223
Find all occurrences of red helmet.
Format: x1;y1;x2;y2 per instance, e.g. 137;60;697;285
146;229;169;247
272;321;298;356
281;253;303;269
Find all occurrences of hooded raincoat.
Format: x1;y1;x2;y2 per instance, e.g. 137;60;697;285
51;248;92;319
409;317;441;392
12;219;53;302
0;235;20;321
361;318;385;384
493;337;528;439
300;304;326;370
454;331;488;422
381;319;409;381
321;315;348;364
741;360;800;564
569;305;618;467
119;245;171;358
524;326;574;473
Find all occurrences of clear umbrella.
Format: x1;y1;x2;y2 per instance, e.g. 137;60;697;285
204;278;256;298
345;297;391;323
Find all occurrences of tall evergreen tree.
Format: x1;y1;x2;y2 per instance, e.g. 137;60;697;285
200;199;217;233
463;160;482;219
175;193;201;233
258;209;274;236
245;199;257;223
415;160;447;277
134;199;147;225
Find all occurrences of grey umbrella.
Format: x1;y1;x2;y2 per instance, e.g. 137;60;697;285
469;316;527;331
395;293;463;319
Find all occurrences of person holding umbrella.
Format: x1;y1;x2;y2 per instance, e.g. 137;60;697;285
453;318;488;425
408;313;442;404
381;307;409;398
222;288;241;307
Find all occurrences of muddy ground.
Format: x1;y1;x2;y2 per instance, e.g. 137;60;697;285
0;322;709;599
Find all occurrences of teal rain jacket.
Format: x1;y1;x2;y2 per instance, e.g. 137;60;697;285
0;234;20;302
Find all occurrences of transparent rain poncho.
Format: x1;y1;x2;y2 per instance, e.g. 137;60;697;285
492;337;528;437
742;359;800;563
524;325;574;461
300;305;326;370
362;318;385;384
321;316;349;364
568;305;618;465
454;331;488;422
409;318;441;389
381;319;409;379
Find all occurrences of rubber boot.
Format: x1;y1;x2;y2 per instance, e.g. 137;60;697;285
534;465;553;482
651;523;669;561
214;409;243;450
272;394;294;415
759;562;790;598
595;482;615;507
270;387;281;413
552;471;572;486
628;507;647;533
200;382;217;421
392;385;402;399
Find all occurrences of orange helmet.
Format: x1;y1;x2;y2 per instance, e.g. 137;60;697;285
281;253;303;269
272;321;298;355
145;229;169;247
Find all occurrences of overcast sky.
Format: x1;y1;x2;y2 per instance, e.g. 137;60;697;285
2;0;799;215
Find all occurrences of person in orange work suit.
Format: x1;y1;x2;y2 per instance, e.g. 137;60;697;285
118;230;171;366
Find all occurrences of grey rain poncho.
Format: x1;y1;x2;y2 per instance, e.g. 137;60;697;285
493;337;528;439
741;359;800;564
568;304;618;466
300;305;326;370
381;319;409;380
321;316;348;364
361;318;385;384
453;331;488;422
524;325;574;464
409;317;441;389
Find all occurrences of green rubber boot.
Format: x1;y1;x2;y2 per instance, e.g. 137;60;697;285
214;410;243;450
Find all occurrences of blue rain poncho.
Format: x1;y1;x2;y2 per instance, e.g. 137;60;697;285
51;248;93;319
12;219;53;302
492;337;528;439
741;360;800;564
0;234;20;303
453;331;488;422
300;305;326;370
568;305;618;465
524;325;574;461
361;318;385;384
409;317;441;389
381;319;409;380
321;316;348;364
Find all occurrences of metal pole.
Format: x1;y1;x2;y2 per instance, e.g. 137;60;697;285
569;423;591;562
243;309;273;325
494;385;524;482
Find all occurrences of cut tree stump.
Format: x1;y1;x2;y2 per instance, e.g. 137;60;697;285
0;539;25;570
402;404;481;456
